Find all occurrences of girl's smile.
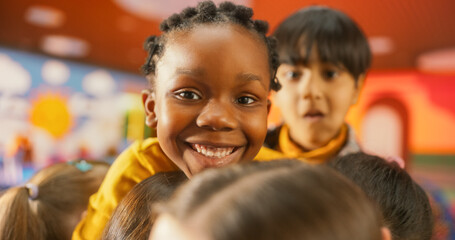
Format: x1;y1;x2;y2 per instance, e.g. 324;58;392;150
143;24;271;177
187;143;244;168
190;144;236;159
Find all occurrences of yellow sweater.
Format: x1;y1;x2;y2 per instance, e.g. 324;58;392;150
275;124;348;164
72;138;286;240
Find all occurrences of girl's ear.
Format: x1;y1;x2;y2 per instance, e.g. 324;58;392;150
142;89;158;128
351;74;366;105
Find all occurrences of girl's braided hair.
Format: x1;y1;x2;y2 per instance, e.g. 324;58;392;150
141;1;281;91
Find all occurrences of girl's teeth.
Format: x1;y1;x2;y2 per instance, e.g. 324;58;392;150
192;144;234;158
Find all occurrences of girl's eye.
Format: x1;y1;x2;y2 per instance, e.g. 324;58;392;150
176;91;201;100
237;96;256;105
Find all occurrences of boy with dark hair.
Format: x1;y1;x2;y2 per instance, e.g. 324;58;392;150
265;6;370;163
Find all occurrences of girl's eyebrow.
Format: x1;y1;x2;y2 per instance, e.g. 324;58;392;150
173;68;267;90
175;68;204;76
237;73;267;90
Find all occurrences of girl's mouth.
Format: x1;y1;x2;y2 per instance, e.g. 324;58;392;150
190;143;236;158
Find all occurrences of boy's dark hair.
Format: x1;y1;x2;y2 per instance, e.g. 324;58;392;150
330;152;433;240
273;6;371;81
141;1;281;91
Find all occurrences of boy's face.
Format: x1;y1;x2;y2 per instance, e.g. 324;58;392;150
274;51;363;150
143;25;271;177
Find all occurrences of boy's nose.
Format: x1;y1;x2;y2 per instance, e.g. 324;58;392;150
196;100;238;131
299;71;322;100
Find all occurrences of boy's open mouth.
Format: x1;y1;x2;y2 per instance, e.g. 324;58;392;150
190;143;236;159
304;110;324;119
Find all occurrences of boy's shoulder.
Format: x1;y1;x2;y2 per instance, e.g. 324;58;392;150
338;125;361;157
264;125;283;150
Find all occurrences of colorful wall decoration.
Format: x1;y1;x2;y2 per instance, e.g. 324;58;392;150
0;47;148;188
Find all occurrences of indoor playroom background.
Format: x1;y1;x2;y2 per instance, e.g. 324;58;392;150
0;0;454;219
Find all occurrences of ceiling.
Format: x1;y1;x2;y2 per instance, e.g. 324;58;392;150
0;0;454;74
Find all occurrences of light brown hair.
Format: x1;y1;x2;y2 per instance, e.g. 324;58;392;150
102;171;187;240
153;160;383;240
0;160;109;240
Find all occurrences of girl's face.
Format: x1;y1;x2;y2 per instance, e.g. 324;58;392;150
143;24;271;177
274;50;363;150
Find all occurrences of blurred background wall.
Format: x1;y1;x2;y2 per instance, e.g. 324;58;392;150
0;0;454;215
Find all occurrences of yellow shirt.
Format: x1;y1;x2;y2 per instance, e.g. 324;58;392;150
271;124;348;164
72;138;284;240
72;138;178;240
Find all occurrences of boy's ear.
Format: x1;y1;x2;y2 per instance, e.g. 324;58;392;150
142;89;158;128
267;99;272;115
351;74;366;105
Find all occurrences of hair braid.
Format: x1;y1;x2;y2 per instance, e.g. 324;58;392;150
141;0;281;91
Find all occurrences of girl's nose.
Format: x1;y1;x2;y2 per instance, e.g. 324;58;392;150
196;100;238;131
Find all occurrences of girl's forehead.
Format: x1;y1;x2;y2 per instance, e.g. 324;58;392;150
153;24;271;90
166;23;264;47
158;24;269;69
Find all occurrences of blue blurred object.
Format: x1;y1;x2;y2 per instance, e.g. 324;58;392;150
67;160;93;172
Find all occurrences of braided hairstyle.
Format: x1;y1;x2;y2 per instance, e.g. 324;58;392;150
141;1;281;91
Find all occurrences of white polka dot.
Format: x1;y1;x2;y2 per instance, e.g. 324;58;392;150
0;54;31;95
42;60;70;85
82;70;116;97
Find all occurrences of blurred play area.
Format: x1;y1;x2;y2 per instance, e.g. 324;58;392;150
0;0;454;221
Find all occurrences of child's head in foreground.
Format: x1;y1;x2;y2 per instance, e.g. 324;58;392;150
141;1;280;177
331;152;433;240
102;171;187;240
272;6;371;150
0;160;109;240
150;160;390;240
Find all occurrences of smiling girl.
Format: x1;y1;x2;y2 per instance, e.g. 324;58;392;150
72;1;282;239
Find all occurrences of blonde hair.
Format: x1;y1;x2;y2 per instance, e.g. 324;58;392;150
0;160;109;240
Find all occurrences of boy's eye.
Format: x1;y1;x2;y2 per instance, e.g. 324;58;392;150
175;91;201;100
236;96;256;105
285;70;301;80
322;70;339;80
